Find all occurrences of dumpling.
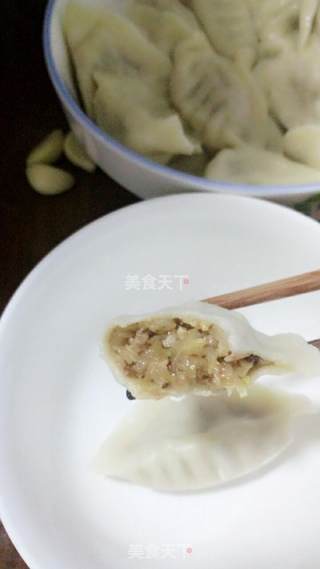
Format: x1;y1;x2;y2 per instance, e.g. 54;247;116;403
299;0;319;48
171;33;269;151
170;33;226;133
127;6;194;58
103;302;320;400
251;0;319;54
170;34;223;134
250;0;300;56
190;0;257;65
131;0;200;29
93;71;200;156
96;386;313;491
255;42;320;129
127;0;199;57
63;2;171;116
204;63;271;151
283;124;320;169
205;146;320;185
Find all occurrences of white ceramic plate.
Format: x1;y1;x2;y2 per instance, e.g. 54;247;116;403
1;194;320;569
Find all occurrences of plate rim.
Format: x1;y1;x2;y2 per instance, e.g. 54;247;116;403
1;192;320;329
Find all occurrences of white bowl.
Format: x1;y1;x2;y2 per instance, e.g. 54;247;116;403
44;0;320;202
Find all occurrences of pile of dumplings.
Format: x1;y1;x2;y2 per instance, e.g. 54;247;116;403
64;0;320;186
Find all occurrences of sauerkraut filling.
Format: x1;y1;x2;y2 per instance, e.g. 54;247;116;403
108;317;269;398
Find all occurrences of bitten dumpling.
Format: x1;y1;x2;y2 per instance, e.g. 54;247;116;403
206;146;320;185
96;386;313;491
103;302;320;400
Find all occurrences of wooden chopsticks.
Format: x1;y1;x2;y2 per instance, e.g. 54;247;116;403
204;269;320;310
203;269;320;349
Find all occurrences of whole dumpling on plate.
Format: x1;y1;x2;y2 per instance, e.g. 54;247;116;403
96;386;314;491
103;302;320;400
63;2;171;117
206;145;320;185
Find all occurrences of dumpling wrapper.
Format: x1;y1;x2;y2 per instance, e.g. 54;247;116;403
131;0;200;29
63;2;171;117
96;386;314;491
104;302;320;400
203;62;272;152
299;0;319;48
191;0;257;65
127;0;200;57
171;33;229;134
93;71;200;156
251;0;320;54
283;124;320;169
206;146;320;185
249;0;300;56
255;40;320;129
171;33;269;152
266;118;284;152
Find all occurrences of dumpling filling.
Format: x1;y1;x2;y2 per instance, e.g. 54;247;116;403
107;316;268;398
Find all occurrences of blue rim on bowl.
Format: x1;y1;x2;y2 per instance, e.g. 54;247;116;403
43;0;320;199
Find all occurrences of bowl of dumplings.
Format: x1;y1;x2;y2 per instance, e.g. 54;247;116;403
44;0;320;201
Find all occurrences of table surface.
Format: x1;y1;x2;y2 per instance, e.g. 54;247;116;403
1;3;320;569
0;3;138;567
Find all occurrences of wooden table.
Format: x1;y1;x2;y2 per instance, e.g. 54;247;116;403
1;3;320;568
